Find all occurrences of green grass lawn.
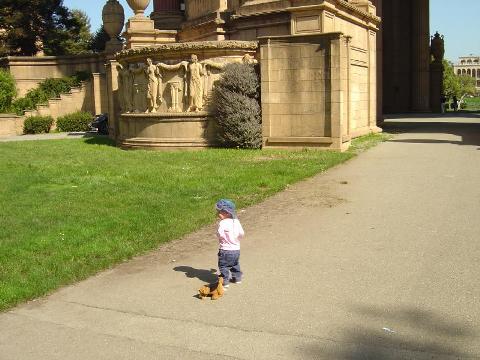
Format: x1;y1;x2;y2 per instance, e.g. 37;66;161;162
462;96;480;111
0;134;388;311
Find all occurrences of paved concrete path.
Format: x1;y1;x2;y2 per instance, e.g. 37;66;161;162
1;116;479;359
0;132;100;142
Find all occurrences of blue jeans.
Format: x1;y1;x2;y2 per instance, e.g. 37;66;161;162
218;249;242;285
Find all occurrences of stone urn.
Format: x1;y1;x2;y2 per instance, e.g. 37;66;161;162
126;0;150;17
430;31;444;64
102;0;125;40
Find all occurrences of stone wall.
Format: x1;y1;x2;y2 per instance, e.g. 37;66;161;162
185;0;226;21
260;31;379;150
260;33;348;150
0;54;106;97
0;114;23;137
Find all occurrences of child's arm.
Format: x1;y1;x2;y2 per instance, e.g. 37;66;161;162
237;221;245;239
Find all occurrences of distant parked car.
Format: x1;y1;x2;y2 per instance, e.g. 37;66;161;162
90;114;108;135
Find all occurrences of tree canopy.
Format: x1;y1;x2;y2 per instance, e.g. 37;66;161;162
443;59;476;98
0;0;93;56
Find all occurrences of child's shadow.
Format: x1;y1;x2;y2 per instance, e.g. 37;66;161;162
173;266;218;283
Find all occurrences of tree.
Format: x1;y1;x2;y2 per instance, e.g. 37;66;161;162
457;74;476;97
43;9;93;55
0;69;16;113
0;0;92;56
443;59;476;99
89;26;110;53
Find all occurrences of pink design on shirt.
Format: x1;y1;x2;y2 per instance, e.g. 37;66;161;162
217;218;244;251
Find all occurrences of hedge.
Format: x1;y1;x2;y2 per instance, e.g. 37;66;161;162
23;116;54;134
56;111;92;132
212;63;262;149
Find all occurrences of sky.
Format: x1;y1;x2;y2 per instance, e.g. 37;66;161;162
64;0;479;63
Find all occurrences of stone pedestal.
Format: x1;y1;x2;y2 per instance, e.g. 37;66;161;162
260;33;353;151
118;113;215;149
124;17;177;48
151;0;183;30
177;0;228;41
102;0;126;54
114;41;257;150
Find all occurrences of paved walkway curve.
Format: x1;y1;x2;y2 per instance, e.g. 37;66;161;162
0;132;101;142
1;116;479;359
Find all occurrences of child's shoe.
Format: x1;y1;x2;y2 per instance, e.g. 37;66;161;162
223;284;230;289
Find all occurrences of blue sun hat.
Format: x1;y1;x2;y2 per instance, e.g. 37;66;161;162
215;199;237;218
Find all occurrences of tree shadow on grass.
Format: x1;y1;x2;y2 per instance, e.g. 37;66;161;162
302;305;477;359
82;135;116;147
173;266;218;283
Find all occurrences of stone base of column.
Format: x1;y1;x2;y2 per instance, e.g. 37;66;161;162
151;11;184;30
430;61;443;113
124;17;177;49
178;13;227;41
104;39;124;54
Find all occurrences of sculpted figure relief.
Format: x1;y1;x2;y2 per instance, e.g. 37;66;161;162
156;60;188;112
168;82;182;112
131;64;148;113
118;54;255;114
117;64;133;113
145;58;163;113
187;54;205;112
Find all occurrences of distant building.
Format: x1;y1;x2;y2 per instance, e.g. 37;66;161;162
453;56;480;92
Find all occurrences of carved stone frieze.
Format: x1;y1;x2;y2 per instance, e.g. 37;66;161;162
117;50;257;114
117;40;258;60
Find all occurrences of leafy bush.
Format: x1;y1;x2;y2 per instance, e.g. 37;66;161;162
12;72;90;115
212;63;262;149
23;116;54;134
0;69;17;113
56;111;92;132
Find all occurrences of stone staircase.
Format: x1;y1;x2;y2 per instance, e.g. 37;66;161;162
0;81;95;137
23;82;93;126
0;81;97;136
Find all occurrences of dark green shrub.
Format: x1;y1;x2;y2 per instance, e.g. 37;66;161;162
23;116;54;134
56;111;92;132
0;69;17;113
212;63;262;149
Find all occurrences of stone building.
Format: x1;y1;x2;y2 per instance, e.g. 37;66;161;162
453;56;480;92
117;0;382;151
148;0;439;116
1;0;444;150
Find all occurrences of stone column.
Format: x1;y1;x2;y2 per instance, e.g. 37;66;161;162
105;60;121;140
124;0;177;48
372;0;383;124
430;32;445;113
151;0;183;30
411;0;430;112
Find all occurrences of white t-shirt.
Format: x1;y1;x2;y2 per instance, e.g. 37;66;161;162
217;218;244;251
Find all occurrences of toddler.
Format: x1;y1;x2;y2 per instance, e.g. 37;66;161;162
215;199;244;288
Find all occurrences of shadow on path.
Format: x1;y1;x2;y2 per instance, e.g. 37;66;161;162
382;120;480;147
302;305;477;359
173;266;218;283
